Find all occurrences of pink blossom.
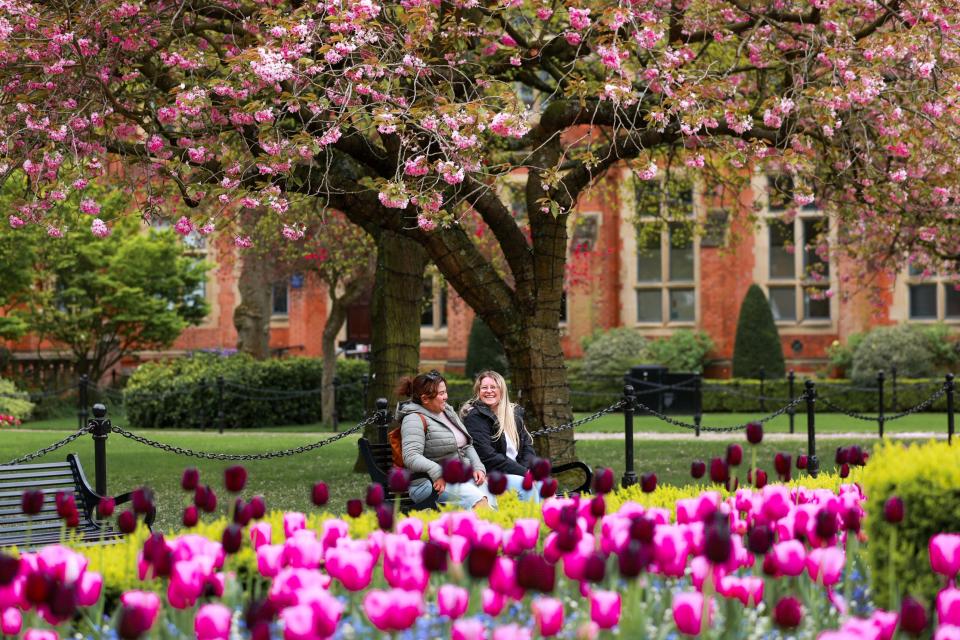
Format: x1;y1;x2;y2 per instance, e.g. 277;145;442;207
199;222;216;235
437;161;464;185
378;189;410;210
318;126;342;146
417;215;436;231
536;7;553;20
564;31;582;46
174;216;194;236
79;198;100;215
282;225;304;241
568;7;591;29
195;603;231;640
918;227;938;242
187;147;207;163
91;218;111;238
532;597;564;637
146;135;165;153
251;48;294;83
636;162;658;181
363;589;423;632
254;108;274;123
8;215;24;229
404;155;430;176
234;235;253;248
47;226;63;238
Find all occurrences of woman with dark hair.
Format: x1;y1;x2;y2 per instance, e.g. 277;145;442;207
460;370;540;502
396;370;494;510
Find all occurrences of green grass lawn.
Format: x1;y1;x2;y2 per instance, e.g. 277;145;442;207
0;425;928;532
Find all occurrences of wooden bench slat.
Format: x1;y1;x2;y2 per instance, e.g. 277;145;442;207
0;470;76;481
0;462;71;472
0;495;72;510
0;479;78;491
0;513;68;526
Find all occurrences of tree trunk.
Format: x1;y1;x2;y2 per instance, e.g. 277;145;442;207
234;254;272;359
321;274;373;426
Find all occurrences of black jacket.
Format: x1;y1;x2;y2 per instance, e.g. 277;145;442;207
461;401;536;476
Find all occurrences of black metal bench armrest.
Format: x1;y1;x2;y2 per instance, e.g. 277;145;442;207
68;454;155;530
552;461;593;495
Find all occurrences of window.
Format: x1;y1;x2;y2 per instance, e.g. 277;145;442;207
906;265;960;321
633;175;698;325
271;281;289;316
421;275;448;331
151;221;208;308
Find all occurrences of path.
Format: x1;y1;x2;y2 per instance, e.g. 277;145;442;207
575;431;946;441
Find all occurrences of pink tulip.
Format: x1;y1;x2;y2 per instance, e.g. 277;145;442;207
397;517;423;541
772;540;807;576
120;591;161;631
325;546;375;592
438;584;470;619
168;558;213;609
195;603;232;640
493;624;533;640
931;534;960;578
452;618;487;640
673;591;711;636
532;597;564;637
590;590;621;629
281;604;319;640
761;485;793;521
869;609;899;640
513;519;541;550
280;588;343;640
935;626;960;640
940;588;960;626
257;544;285;578
363;588;424;632
268;568;331;609
24;630;57;640
1;609;21;635
320;519;350;551
250;522;272;549
719;576;764;607
483;588;505;616
489;558;523;599
284;530;323;569
807;547;845;587
382;537;429;592
283;512;307;538
76;570;103;606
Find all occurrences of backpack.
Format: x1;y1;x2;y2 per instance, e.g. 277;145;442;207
388;412;428;468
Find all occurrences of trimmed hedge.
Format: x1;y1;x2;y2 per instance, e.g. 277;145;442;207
862;440;960;609
0;378;34;420
124;353;369;429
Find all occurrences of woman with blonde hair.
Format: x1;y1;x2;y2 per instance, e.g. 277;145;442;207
460;370;539;501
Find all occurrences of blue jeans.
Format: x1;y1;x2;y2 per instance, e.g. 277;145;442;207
409;478;497;510
505;474;541;503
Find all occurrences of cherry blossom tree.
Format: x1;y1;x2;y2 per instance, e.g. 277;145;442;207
2;0;959;457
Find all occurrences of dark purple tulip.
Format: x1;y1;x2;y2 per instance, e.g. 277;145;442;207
0;553;19;586
618;540;650;578
143;533;167;564
532;458;552;481
346;499;363;518
467;543;498;578
848;445;865;466
376;505;394;531
555;525;580;552
815;509;838;541
249;495;266;519
50;583;78;620
630;516;655;543
388;468;411;493
132;488;154;514
754;469;768;489
539;477;558;499
797;455;808;470
182;505;199;528
117;605;152;640
704;513;732;564
486;471;508;495
590;495;606;519
366;483;385;508
746;421;763;445
195;485;217;513
762;553;778;576
181;468;200;491
233;500;253;526
839;463;850;478
21;490;44;516
522;470;535;491
118;510;137;534
516;553;556;593
843;508;862;533
900;596;928;635
884;496;904;524
422;541;448;573
584;552;606;583
312;482;329;506
690;460;706;479
747;524;774;555
773;596;803;628
640;472;657;493
593;467;615;494
726;444;743;466
442;459;465;484
224;465;248;493
774;453;792;480
709;457;729;484
56;492;76;518
222;524;243;553
835;447;849;465
24;572;53;605
98;497;116;518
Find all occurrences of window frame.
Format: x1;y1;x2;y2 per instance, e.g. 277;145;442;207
271;280;290;318
420;273;449;339
904;268;960;323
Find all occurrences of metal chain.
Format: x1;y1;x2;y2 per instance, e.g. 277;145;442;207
3;427;92;466
815;396;879;421
529;400;628;437
885;384;947;420
632;394;808;433
108;414;379;461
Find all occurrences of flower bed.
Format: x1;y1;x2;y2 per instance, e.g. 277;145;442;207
2;435;959;639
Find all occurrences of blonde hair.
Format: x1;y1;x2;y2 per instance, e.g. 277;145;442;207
471;371;520;451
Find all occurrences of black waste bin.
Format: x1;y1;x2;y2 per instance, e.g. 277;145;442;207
625;365;699;415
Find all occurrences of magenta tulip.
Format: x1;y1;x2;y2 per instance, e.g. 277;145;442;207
673;591;710;635
641;472;657;493
690;460;706;479
931;534;960;578
21;490;43;516
772;540;806;576
23;630;57;640
773;596;803;628
118;510;137;534
901;596;928;635
532;597;564;637
590;590;621;629
493;624;532;640
884;496;904;524
195;603;232;640
940;588;960;626
326;546;375;591
438;584;469;619
1;610;20;636
726;443;743;466
483;588;505;616
118;591;161;639
452;618;487;640
182;506;199;528
746;422;763;444
806;547;845;586
363;588;424;632
224;466;247;493
593;468;615;494
181;468;200;491
98;497;115;518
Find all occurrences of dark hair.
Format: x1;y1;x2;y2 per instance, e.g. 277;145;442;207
395;370;447;405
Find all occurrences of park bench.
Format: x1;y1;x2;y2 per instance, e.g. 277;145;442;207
0;453;154;548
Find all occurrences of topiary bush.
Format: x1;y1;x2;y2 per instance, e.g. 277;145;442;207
732;284;785;379
850;324;943;386
464;317;509;380
862;440;960;609
647;329;715;373
0;377;34;420
124;353;369;428
581;327;649;379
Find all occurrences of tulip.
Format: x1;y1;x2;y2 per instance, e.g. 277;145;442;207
182;506;199;528
884;496;904;524
422;540;448;573
98;497;115;518
703;513;732;565
797;455;808;470
590;590;621;629
839;463;850;478
806;547;845;586
745;421;763;444
593;468;615;494
117;591;161;639
747;525;773;556
584;552;606;583
774;452;791;480
387;468;410;493
843;507;862;533
709;458;728;484
467;543;498;579
517;552;556;593
673;591;710;635
222;524;243;554
282;512;306;538
0;553;19;585
726;444;743;466
493;624;532;640
900;596;928;635
940;588;960;626
772;540;806;576
522;470;535;491
931;534;960;578
195;485;217;513
365;483;385;507
326;546;375;591
539;478;558;499
452;618;487;640
233;499;253;526
181;468;200;491
487;471;508;495
589;495;605;519
836;447;849;465
815;508;839;542
346;499;363;518
443;459;466;484
376;505;394;531
754;469;768;489
363;588;424;632
21;490;44;516
224;465;247;492
24;630;57;640
195;603;232;640
483;588;505;616
118;510;137;534
641;472;657;493
690;460;706;479
532;597;564;637
532;458;552;481
773;596;803;628
311;482;329;506
438;584;469;619
1;609;21;636
935;626;960;640
249;495;266;519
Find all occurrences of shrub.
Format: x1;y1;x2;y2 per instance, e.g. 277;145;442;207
0;377;34;420
862;440;960;608
732;285;785;379
647;330;715;373
464;317;508;380
124;353;369;428
581;327;649;379
850;324;941;385
826;332;865;375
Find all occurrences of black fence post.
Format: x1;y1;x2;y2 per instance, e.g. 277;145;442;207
877;370;885;439
89;403;111;497
947;373;955;445
787;370;796;435
805;380;820;478
621;385;638;488
891;365;898;412
693;375;702;438
78;374;89;432
216;375;225;434
375;398;391;444
198;379;207;431
758;367;766;412
332;376;341;432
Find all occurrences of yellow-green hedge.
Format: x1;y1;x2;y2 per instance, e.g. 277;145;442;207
861;440;960;608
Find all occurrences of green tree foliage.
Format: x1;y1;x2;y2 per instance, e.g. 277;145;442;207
465;317;509;380
647;330;715;373
732;285;785;379
581;328;649;379
850;324;957;385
